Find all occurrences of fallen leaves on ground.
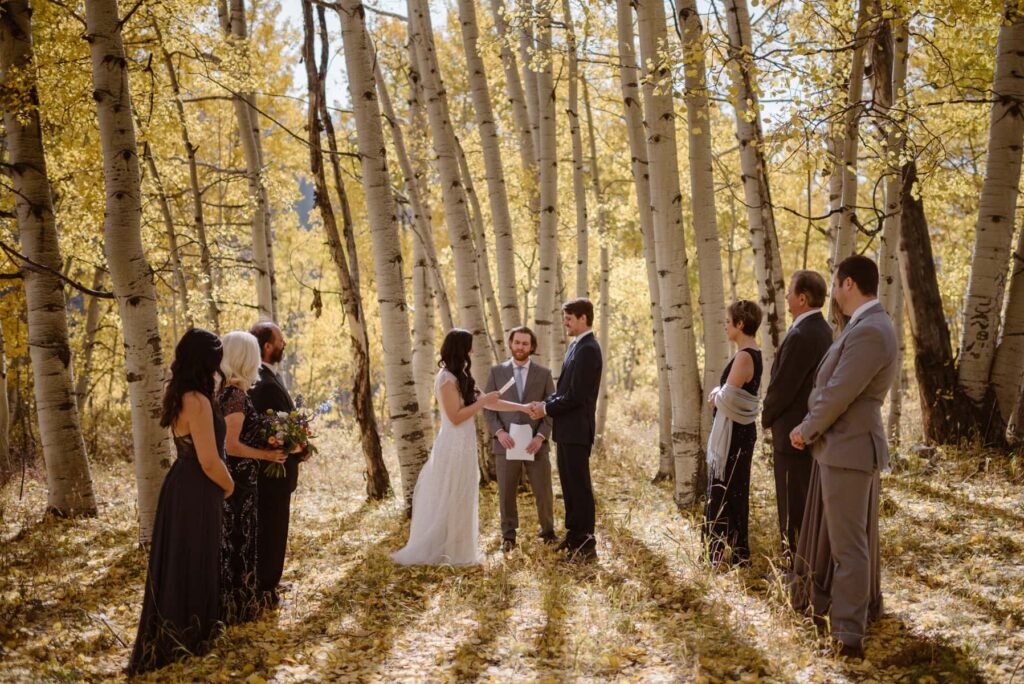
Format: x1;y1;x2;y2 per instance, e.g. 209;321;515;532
1;407;1021;682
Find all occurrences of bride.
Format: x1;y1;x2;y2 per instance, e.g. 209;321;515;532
392;328;531;566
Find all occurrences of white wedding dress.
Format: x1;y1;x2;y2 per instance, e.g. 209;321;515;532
391;369;484;566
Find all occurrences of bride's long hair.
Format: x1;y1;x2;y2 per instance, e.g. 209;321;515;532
439;328;477;406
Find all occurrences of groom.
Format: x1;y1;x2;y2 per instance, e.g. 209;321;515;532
528;298;603;563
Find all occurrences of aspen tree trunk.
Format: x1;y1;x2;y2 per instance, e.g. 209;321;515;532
997;224;1024;443
677;0;728;438
583;76;610;438
616;0;672;477
338;0;430;508
723;0;786;373
141;144;191;328
518;0;541;160
218;0;276;321
489;0;538;167
455;136;503;360
302;0;389;499
154;21;218;330
407;0;491;380
637;0;704;505
1;0;96;516
534;0;560;372
563;0;588;297
0;317;8;472
898;162;1002;446
85;0;171;540
378;54;454;331
411;220;437;419
873;14;909;444
316;4;359;293
830;0;871;266
458;0;521;333
957;3;1024;420
75;267;105;403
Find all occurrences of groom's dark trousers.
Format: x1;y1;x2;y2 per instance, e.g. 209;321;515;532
249;364;301;595
544;332;602;551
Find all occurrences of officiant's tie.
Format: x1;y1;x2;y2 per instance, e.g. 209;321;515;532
514;365;525;401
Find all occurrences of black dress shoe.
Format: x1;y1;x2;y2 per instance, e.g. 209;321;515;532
832;639;864;660
539;533;559;546
501;539;517;553
563;546;598;564
554;538;572;552
261;589;280;608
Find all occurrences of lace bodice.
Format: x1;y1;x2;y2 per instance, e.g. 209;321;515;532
435;369;472;429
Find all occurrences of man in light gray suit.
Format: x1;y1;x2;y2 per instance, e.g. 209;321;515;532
790;255;897;659
484;326;557;552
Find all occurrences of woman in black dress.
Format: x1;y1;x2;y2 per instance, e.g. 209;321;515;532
129;329;235;675
217;331;286;623
704;300;763;568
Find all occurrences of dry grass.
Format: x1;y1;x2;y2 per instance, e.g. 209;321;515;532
1;398;1022;682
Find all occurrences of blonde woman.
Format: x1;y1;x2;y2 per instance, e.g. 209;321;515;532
217;331;286;623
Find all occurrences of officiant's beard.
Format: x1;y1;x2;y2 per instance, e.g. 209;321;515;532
511;348;531;363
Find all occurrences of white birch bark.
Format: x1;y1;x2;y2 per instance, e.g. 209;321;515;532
616;0;672;475
85;0;171;540
1;0;96;516
563;0;588;298
0;317;8;471
378;55;455;331
218;0;275;321
637;0;704;504
723;0;787;375
677;0;728;437
411;219;437;419
338;0;430;507
458;0;521;334
830;0;871;266
75;267;105;404
583;75;611;437
455;136;503;361
407;0;492;387
534;0;560;371
985;5;1024;421
875;15;909;443
518;0;541;161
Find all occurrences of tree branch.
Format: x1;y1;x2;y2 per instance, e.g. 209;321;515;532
0;242;114;298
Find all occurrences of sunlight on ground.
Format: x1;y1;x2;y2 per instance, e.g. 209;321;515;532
1;399;1022;682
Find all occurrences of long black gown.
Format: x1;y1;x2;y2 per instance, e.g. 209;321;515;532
217;385;263;623
128;410;226;675
703;348;762;566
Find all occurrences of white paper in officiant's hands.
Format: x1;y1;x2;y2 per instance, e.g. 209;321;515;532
506;423;535;461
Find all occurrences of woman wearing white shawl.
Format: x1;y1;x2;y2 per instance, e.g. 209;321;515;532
703;300;763;569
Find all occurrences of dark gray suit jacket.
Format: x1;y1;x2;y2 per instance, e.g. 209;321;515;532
484;359;554;456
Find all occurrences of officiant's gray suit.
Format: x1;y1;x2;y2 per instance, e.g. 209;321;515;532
798;299;897;650
484;359;556;543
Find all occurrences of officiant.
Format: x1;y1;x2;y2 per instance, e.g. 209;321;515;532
484;326;557;552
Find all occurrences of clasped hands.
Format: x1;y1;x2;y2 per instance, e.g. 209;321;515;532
789;425;807;450
476;393;545;420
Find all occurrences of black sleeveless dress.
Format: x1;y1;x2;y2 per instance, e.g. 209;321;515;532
128;407;227;674
703;347;762;566
217;385;263;623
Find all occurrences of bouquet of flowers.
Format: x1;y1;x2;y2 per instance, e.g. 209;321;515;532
257;397;328;477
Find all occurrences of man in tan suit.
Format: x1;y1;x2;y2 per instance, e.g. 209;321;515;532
484;326;556;552
790;255;897;659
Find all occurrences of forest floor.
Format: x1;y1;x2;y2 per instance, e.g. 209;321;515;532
1;397;1023;683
